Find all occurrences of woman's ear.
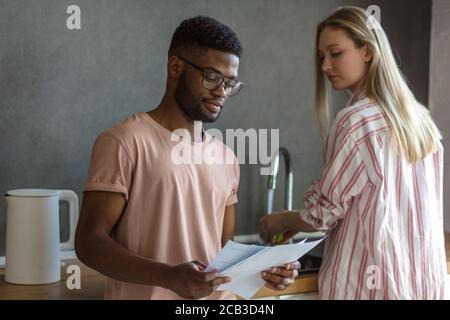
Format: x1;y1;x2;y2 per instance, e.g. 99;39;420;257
167;56;184;80
363;44;374;63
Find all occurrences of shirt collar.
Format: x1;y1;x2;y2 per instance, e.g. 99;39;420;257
346;88;367;107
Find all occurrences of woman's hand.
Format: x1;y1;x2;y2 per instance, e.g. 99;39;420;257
258;211;300;244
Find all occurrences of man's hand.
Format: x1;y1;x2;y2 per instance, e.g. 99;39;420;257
261;261;301;291
167;261;231;299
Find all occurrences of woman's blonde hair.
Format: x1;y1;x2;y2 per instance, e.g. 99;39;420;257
315;6;441;163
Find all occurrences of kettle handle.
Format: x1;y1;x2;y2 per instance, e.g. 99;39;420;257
58;190;79;251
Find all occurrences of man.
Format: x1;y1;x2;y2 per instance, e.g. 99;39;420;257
75;16;299;300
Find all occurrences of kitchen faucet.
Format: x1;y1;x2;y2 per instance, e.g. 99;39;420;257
267;147;293;214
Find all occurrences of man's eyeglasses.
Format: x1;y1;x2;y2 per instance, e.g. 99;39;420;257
177;56;244;97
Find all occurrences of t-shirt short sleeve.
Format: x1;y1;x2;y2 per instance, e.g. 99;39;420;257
225;157;240;206
84;132;133;200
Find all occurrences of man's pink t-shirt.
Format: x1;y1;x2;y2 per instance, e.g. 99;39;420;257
84;112;240;299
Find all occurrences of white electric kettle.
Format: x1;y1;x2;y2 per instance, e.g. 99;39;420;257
4;189;79;284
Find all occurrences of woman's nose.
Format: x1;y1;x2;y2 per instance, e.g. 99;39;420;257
321;56;332;73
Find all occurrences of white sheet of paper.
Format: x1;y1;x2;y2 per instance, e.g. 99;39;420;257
207;237;324;299
204;241;266;272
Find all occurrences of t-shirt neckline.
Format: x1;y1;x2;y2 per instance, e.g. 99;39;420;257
141;112;212;145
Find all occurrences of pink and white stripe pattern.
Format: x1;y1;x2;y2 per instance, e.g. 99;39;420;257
301;97;447;299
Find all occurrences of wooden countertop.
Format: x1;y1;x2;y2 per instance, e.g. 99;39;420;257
256;232;450;298
0;260;105;300
1;233;449;300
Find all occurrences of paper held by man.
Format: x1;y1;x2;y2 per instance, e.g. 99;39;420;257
206;237;325;299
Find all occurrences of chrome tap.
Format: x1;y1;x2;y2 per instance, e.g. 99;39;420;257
267;147;293;214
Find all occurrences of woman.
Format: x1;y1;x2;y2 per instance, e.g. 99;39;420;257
259;6;447;299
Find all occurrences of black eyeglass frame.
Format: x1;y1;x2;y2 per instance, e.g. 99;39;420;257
176;56;244;97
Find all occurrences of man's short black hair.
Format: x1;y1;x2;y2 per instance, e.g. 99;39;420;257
168;16;242;58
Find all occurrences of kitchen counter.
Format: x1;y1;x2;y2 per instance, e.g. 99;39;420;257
1;233;449;300
256;232;450;298
0;260;105;299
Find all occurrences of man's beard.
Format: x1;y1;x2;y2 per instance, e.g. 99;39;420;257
174;72;221;123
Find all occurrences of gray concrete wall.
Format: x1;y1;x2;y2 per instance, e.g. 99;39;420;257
0;0;431;256
430;0;450;232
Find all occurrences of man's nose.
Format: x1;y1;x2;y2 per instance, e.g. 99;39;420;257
212;83;227;98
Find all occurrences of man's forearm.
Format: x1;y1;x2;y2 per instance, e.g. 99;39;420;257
76;234;170;288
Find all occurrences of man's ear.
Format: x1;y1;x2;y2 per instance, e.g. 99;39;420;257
167;56;184;80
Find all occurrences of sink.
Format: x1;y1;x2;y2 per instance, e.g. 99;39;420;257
233;232;326;274
234;232;326;245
